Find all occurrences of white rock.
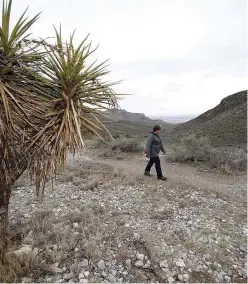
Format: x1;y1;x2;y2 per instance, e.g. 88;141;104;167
178;274;184;281
125;259;131;267
101;271;107;277
134;260;144;267
160;260;168;268
49;262;63;273
73;222;79;229
136;253;145;260
118;278;124;283
143;260;151;268
14;245;32;258
97;260;106;270
176;259;186;268
168;277;175;283
107;274;117;283
224;276;231;283
63;272;73;280
79;279;88;283
79;272;85;279
31;247;39;260
84;271;90;278
133;232;140;239
122;271;128;276
81;259;89;267
21;277;33;283
183;273;190;281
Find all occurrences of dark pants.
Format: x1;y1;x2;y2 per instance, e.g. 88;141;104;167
145;156;162;178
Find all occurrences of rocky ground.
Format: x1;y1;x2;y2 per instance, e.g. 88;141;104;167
3;153;247;283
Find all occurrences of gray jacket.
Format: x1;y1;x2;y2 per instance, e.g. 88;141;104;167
146;132;165;158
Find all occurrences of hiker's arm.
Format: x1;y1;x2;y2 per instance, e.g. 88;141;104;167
146;135;153;158
161;141;165;154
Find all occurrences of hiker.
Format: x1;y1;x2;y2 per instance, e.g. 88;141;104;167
144;124;167;180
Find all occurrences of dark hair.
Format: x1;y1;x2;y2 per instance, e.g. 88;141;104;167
153;124;161;132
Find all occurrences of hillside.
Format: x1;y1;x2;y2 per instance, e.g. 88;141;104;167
168;90;247;148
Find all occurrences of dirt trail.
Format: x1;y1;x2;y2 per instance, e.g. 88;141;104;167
96;155;247;201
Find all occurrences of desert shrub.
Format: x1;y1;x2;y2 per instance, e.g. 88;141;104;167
207;147;247;172
166;135;211;163
110;138;143;153
166;134;247;172
94;137;143;158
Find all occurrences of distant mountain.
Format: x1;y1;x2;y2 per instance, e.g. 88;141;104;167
105;109;165;124
103;109;176;137
168;90;247;148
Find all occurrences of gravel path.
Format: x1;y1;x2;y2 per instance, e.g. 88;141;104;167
6;153;247;283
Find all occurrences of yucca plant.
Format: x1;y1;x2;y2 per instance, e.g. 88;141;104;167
0;0;120;262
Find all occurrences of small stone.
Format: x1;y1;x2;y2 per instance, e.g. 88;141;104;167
224;275;231;283
49;263;63;273
107;274;117;283
73;222;79;229
31;247;39;260
101;271;107;277
168;277;175;283
79;279;88;283
160;260;168;268
55;279;63;283
118;278;124;283
84;271;90;278
134;260;144;267
63;272;73;280
97;260;106;270
79;272;84;279
122;271;128;276
178;274;184;281
21;278;33;283
125;259;131;267
183;273;190;281
203;254;211;260
143;260;151;268
14;245;33;258
176;259;186;268
80;259;89;267
136;253;145;260
133;232;140;239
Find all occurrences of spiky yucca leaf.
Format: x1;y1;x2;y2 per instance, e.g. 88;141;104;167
1;1;121;197
25;27;120;194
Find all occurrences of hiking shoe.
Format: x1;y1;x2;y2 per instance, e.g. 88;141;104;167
157;176;167;181
144;171;151;176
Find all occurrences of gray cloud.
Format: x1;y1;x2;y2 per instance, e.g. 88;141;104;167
10;0;248;117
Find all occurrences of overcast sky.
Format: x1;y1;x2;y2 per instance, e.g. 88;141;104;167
11;0;248;119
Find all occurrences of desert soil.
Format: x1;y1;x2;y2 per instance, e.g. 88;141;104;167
7;152;247;283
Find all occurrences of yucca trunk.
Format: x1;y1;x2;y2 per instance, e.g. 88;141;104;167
0;172;10;263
